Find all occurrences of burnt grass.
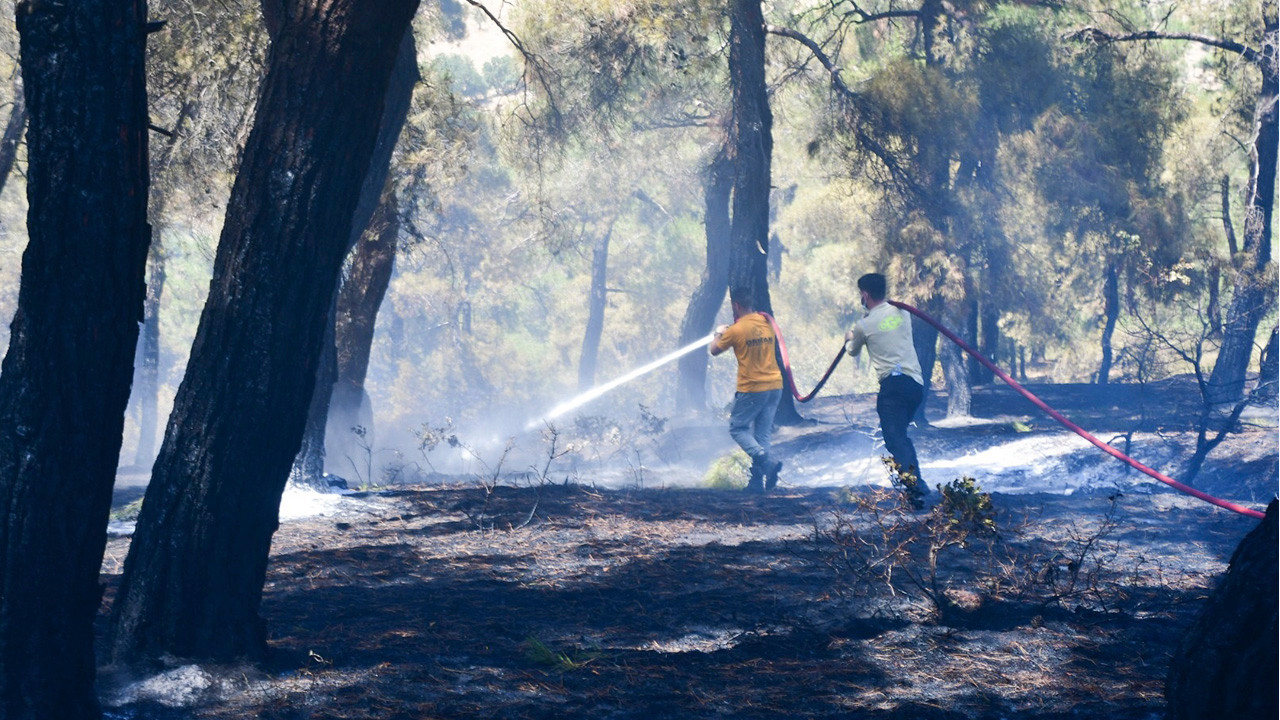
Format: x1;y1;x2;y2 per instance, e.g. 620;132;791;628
96;380;1275;719
100;483;1259;719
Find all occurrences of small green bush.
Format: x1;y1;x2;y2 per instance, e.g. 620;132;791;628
110;498;144;522
703;450;751;490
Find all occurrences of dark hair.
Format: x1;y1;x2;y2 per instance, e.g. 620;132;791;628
857;273;887;301
729;286;754;309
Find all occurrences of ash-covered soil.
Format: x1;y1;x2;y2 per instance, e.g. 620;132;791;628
97;381;1277;719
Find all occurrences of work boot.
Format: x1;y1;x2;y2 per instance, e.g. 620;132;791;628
764;459;783;492
745;459;765;494
900;467;927;511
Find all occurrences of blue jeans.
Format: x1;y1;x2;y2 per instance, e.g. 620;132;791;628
877;374;923;479
729;388;782;463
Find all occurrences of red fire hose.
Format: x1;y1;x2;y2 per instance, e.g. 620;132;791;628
761;307;1266;520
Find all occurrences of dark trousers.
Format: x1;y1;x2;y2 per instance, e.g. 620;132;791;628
877;374;923;479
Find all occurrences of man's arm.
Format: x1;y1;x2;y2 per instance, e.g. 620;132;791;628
845;323;866;357
709;324;731;356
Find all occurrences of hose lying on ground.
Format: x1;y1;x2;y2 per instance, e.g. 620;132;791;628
759;307;1266;520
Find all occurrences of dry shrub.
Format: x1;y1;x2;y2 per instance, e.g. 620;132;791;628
820;477;1000;622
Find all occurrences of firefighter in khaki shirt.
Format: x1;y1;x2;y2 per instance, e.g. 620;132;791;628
710;287;784;493
845;273;928;506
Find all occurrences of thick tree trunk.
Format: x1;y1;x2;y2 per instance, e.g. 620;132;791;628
1098;262;1119;384
676;144;732;413
290;30;417;486
0;86;25;198
578;219;615;391
728;0;804;424
727;0;771;307
1206;32;1277;404
329;192;399;467
0;0;150;716
1166;500;1278;720
109;0;419;664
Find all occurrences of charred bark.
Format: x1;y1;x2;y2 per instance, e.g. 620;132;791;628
728;0;804;424
290;29;417;486
329;191;399;466
1166;500;1278;720
109;0;419;664
727;0;771;309
578;218;616;391
676;144;732;413
0;0;150;716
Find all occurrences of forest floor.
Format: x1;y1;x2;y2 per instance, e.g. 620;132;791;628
98;379;1278;719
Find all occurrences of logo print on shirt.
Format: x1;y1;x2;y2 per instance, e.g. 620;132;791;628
878;315;903;332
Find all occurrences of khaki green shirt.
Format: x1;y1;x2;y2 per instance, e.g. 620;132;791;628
846;302;924;385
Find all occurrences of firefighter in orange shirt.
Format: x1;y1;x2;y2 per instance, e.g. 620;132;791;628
710;287;784;493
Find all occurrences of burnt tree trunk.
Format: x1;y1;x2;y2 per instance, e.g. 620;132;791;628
0;0;150;716
727;0;770;308
329;191;399;468
290;29;417;485
1166;500;1278;720
676;144;732;413
109;0;420;664
728;0;803;424
1098;261;1120;384
1207;21;1277;404
0;86;25;198
578;218;616;392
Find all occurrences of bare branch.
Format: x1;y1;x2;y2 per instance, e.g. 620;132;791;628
846;7;921;23
766;24;929;201
1067;27;1263;67
766;24;853;95
461;0;564;133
